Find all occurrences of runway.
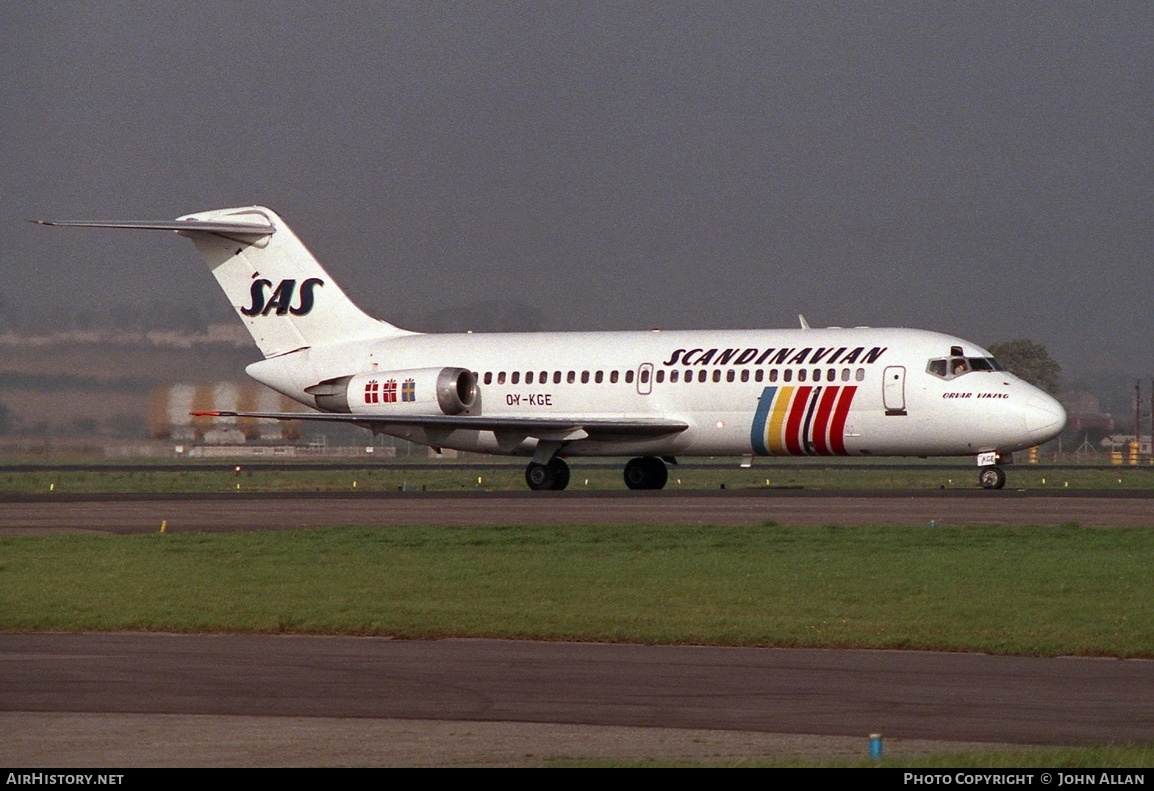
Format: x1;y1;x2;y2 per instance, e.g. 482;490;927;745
2;489;1154;534
3;633;1152;766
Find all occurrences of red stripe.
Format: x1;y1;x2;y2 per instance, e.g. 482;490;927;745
811;386;841;456
784;386;812;455
829;386;857;455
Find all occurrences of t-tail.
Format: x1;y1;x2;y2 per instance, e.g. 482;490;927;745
34;206;411;357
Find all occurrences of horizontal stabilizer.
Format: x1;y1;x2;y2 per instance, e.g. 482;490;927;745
36;206;408;356
30;219;275;236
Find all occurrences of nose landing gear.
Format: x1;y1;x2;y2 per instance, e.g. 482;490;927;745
978;465;1007;490
976;451;1009;490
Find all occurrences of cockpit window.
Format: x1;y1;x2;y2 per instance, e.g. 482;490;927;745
927;356;1003;380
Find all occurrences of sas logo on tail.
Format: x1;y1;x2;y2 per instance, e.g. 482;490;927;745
241;278;324;317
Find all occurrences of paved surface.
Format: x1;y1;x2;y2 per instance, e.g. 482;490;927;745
3;633;1151;766
2;489;1153;533
4;491;1152;765
2;712;972;767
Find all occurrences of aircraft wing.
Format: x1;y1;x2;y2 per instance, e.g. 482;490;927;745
192;410;689;442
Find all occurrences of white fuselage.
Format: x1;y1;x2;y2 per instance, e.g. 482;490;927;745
38;205;1068;486
246;326;1067;460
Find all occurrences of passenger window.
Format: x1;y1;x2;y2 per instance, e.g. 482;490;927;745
595;370;604;384
498;372;506;385
741;370;749;382
855;368;865;382
841;368;850;382
484;372;493;385
525;371;534;384
783;369;792;382
610;370;619;384
567;371;576;384
655;370;665;383
640;369;650;384
827;368;836;382
712;370;721;383
581;371;590;384
553;371;561;384
625;370;635;384
511;371;520;385
670;369;679;383
769;369;778;382
798;369;807;382
698;370;707;383
754;369;763;382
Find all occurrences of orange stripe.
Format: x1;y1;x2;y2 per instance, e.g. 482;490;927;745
767;386;795;455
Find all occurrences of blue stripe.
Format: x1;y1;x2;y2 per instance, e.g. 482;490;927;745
750;386;777;456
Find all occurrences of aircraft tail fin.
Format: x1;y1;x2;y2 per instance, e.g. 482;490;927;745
37;206;410;358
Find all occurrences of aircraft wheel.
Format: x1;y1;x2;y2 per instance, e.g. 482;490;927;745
623;456;668;490
624;458;646;490
525;462;556;491
978;466;1006;490
548;458;570;491
645;456;668;489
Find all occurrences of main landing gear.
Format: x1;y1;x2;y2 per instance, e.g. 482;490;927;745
978;466;1007;490
525;457;571;491
523;455;671;491
623;456;668;490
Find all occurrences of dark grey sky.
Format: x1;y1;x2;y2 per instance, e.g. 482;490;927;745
3;2;1151;373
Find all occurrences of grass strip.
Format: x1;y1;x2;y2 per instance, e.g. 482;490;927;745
8;465;1154;493
1;523;1151;657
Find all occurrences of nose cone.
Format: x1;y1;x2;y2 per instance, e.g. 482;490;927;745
1024;389;1067;445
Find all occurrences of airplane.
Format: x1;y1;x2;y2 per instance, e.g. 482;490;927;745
36;205;1066;491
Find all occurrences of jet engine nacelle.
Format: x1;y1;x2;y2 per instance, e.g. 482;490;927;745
305;367;478;415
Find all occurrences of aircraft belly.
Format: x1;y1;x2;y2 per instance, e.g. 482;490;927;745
842;403;1033;457
373;426;495;455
